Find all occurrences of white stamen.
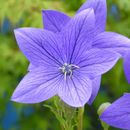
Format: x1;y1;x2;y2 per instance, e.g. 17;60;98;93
59;63;80;80
70;64;80;68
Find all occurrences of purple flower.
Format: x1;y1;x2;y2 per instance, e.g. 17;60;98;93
100;93;130;130
11;0;130;107
41;0;130;104
11;7;120;107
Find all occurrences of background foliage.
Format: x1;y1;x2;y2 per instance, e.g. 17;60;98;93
0;0;130;130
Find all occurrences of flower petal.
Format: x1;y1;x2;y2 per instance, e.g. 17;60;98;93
124;54;130;84
62;8;95;64
93;32;130;83
93;32;130;56
11;66;61;103
88;76;101;105
77;0;107;35
77;49;120;78
42;10;70;32
100;93;130;130
14;28;64;67
58;73;92;107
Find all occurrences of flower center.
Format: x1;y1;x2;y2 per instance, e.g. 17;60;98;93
59;63;79;80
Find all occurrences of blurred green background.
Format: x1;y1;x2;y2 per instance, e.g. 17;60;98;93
0;0;130;130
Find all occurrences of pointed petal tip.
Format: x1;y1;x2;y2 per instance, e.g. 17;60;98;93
42;9;70;32
14;28;26;35
10;97;32;104
81;8;94;14
10;95;14;101
10;95;20;103
11;93;20;102
77;8;95;22
77;0;106;34
14;28;20;34
42;9;47;14
10;94;41;104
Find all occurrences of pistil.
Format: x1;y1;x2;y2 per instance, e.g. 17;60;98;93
59;63;79;80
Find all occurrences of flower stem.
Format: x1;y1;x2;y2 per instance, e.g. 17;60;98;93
77;107;84;130
61;125;65;130
104;128;109;130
